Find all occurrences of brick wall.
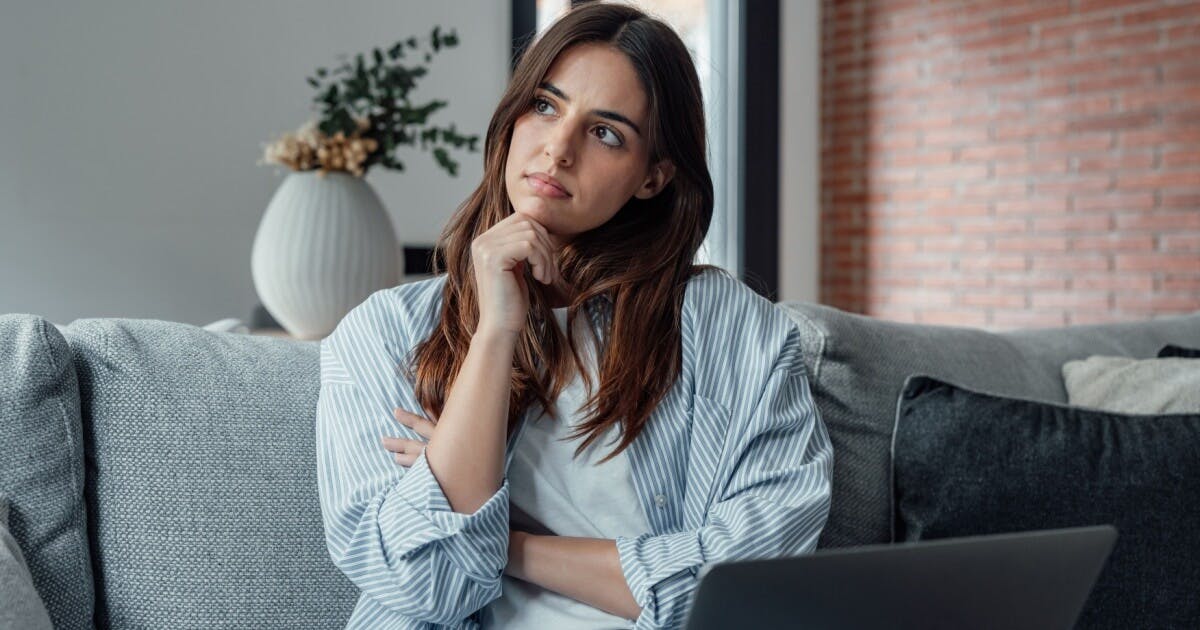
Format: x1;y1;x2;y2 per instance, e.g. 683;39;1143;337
820;0;1200;329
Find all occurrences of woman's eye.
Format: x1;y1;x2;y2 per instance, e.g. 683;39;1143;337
533;97;556;116
594;126;622;148
533;96;621;149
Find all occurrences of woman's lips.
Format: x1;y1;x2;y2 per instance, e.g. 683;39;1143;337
526;174;570;199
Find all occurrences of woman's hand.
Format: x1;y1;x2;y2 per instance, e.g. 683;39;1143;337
471;212;563;337
381;407;437;467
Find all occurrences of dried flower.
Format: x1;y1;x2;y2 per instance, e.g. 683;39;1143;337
259;115;381;177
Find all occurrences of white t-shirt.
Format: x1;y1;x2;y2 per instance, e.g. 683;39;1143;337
483;307;650;629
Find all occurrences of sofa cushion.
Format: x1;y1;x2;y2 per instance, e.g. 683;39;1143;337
62;318;358;628
0;499;55;630
1063;355;1200;414
0;314;93;630
892;374;1200;629
778;303;1200;548
1159;344;1200;358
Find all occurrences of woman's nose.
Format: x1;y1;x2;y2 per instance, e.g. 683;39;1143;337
542;124;576;168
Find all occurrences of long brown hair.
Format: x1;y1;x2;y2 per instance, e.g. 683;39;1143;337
409;2;718;463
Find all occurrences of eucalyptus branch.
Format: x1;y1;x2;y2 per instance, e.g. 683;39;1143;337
262;26;479;178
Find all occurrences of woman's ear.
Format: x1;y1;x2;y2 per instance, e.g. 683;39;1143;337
633;160;676;200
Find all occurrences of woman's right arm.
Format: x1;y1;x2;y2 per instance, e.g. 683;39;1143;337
315;213;562;625
423;211;563;513
316;290;512;626
420;328;515;513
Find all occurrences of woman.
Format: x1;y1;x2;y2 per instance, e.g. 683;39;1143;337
315;3;832;629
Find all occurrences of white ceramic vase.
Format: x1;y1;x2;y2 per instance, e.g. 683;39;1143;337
251;171;400;340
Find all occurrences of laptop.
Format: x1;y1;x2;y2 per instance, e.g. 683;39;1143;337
682;525;1117;630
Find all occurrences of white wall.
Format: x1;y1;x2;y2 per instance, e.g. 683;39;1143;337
0;1;509;326
779;0;821;304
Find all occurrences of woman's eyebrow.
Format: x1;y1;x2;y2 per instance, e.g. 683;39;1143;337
538;81;642;136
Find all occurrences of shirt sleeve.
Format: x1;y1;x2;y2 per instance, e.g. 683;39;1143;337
315;291;510;625
613;343;834;629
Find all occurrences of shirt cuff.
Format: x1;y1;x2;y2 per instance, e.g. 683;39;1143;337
382;447;511;583
615;529;703;609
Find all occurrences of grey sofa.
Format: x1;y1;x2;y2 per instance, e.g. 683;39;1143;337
2;301;1198;628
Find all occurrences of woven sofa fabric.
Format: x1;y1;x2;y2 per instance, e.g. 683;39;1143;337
0;314;93;630
62;318;358;628
779;303;1200;548
778;304;1044;548
0;498;55;630
1001;317;1200;390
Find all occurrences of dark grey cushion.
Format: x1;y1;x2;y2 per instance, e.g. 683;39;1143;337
1159;344;1200;358
892;375;1200;629
0;499;55;630
778;303;1200;548
62;318;358;628
0;314;93;629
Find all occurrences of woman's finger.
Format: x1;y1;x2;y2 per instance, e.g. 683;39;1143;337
380;436;424;453
476;216;559;281
511;218;560;263
523;225;563;286
503;234;553;284
523;217;564;256
481;212;540;243
393;407;436;440
490;215;560;261
494;235;554;285
392;451;417;467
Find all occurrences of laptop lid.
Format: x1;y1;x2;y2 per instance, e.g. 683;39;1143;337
683;525;1117;630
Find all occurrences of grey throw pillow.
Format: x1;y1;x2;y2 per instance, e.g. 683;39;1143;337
62;318;358;628
1063;356;1200;414
0;499;55;630
0;314;93;629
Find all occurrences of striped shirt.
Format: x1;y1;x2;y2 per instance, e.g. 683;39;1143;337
316;268;834;629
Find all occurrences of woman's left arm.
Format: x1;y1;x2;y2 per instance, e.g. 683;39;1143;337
615;349;833;629
500;362;831;629
505;531;642;621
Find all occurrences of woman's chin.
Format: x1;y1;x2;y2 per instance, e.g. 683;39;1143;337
514;203;552;225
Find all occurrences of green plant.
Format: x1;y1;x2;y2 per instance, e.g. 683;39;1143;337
261;26;480;178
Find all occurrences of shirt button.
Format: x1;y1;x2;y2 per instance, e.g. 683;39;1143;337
654;494;667;508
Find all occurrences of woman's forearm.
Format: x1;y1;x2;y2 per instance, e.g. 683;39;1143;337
423;329;516;514
508;531;642;621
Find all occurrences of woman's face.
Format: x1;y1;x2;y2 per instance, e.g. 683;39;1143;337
504;43;674;243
